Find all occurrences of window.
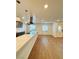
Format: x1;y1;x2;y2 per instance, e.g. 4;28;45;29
29;24;36;31
29;24;36;34
58;26;62;32
42;24;48;32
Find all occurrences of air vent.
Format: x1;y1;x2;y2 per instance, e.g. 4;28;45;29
16;0;20;4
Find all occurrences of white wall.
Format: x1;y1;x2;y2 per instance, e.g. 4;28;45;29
35;17;63;37
36;23;53;35
52;21;63;37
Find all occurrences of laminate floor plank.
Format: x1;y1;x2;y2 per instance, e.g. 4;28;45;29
28;35;63;59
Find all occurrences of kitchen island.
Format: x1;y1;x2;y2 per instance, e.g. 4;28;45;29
16;33;38;59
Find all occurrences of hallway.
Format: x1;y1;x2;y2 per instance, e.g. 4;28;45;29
28;35;63;59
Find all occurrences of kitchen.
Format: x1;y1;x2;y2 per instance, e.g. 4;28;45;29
16;0;63;59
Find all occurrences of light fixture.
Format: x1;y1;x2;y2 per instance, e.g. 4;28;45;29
44;4;48;8
16;0;20;4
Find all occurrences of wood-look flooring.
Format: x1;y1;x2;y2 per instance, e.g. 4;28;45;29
28;35;63;59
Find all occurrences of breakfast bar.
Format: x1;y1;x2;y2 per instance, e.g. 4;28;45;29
16;33;38;59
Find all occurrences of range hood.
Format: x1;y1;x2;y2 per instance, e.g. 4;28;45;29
30;16;33;24
27;16;34;25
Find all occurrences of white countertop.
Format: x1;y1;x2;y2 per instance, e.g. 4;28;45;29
16;33;36;52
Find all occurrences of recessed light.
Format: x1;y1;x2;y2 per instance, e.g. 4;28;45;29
25;10;28;12
44;4;48;8
16;0;20;4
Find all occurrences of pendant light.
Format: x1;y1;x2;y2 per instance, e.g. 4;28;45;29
44;0;48;8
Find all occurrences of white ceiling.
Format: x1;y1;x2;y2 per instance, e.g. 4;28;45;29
16;0;63;21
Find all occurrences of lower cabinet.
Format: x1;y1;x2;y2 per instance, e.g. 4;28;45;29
16;34;38;59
